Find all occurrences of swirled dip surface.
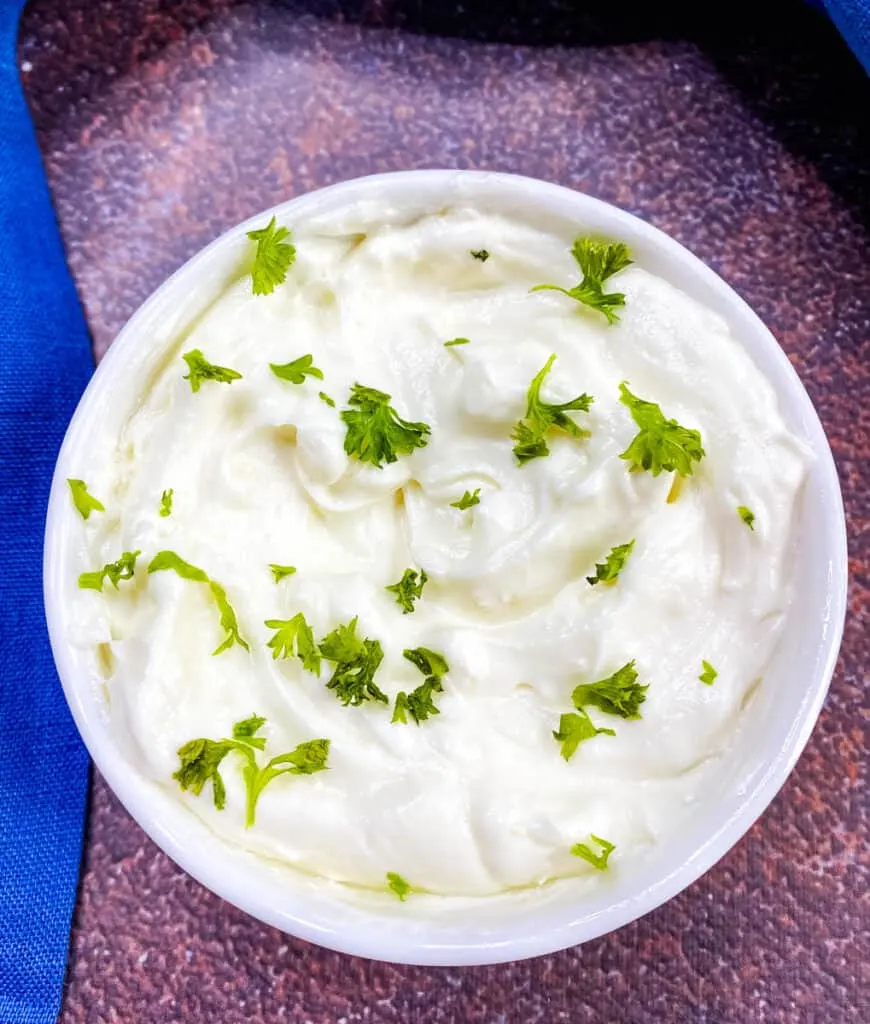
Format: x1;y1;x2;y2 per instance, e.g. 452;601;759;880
68;204;810;896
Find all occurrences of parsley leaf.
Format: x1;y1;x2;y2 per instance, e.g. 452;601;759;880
78;549;141;592
174;714;329;827
393;647;449;726
619;382;705;495
511;354;594;464
470;249;490;262
319;391;336;408
265;612;321;675
451;488;480;510
270;563;297;583
386;568;428;614
68;478;104;520
737;505;755;530
387;871;413;900
173;737;232;810
319;617;387;706
147;550;249;655
270;354;324;385
341;384;431;468
403;647;450;679
532;238;633;324
571;834;615;871
247;216;296;296
572;660;648;720
552;710;615;761
586;539;635;586
182;349;242;393
159;488;173;517
444;337;470;347
699;660;718;686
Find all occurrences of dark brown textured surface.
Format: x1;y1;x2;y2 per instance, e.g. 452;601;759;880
18;1;869;1021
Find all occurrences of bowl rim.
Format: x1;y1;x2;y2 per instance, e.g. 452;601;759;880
44;169;848;965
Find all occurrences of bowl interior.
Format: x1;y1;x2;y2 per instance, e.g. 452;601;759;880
44;170;847;965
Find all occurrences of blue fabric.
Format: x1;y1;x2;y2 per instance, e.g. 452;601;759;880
822;0;870;70
0;1;92;1021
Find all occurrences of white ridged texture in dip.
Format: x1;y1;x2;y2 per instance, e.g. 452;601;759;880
66;203;810;897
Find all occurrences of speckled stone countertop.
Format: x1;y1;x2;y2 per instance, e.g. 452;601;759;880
18;1;869;1021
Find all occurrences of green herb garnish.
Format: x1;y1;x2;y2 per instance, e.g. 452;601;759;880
159;488;173;518
531;238;632;324
586;540;635;586
265;612;321;675
341;384;431;468
511;354;594;464
699;660;718;686
319;392;336;408
78;550;141;592
572;660;648;720
444;337;470;347
737;506;755;530
182;349;242;393
269;564;297;583
386;872;413;900
552;710;615;761
571;834;616;871
386;568;428;614
470;249;490;262
147;550;249;655
618;382;705;502
173;713;328;827
450;488;480;510
247;216;296;296
270;354;324;385
67;479;104;520
392;647;450;725
319;617;387;706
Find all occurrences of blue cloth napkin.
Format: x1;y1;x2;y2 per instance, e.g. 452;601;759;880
0;1;92;1021
822;0;870;70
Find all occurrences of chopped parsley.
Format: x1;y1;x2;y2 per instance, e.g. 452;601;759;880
403;647;450;679
67;478;104;520
173;713;328;827
269;563;297;583
319;617;387;706
270;354;324;385
619;382;705;498
386;871;413;900
78;549;141;592
147;550;249;655
247;216;296;295
470;249;490;262
531;237;633;324
159;488;173;518
265;612;321;675
571;834;616;871
552;710;615;761
386;568;428;614
393;647;450;726
572;660;648;720
699;660;718;686
586;540;635;586
737;505;755;530
341;384;431;468
444;337;471;347
182;349;242;393
319;391;336;408
512;354;594;464
450;488;481;510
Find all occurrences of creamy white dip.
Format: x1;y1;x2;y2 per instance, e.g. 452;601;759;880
68;205;810;896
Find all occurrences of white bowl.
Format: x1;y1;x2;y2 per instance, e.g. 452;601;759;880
44;171;847;965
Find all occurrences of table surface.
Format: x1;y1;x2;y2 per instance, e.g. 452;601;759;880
19;1;869;1021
